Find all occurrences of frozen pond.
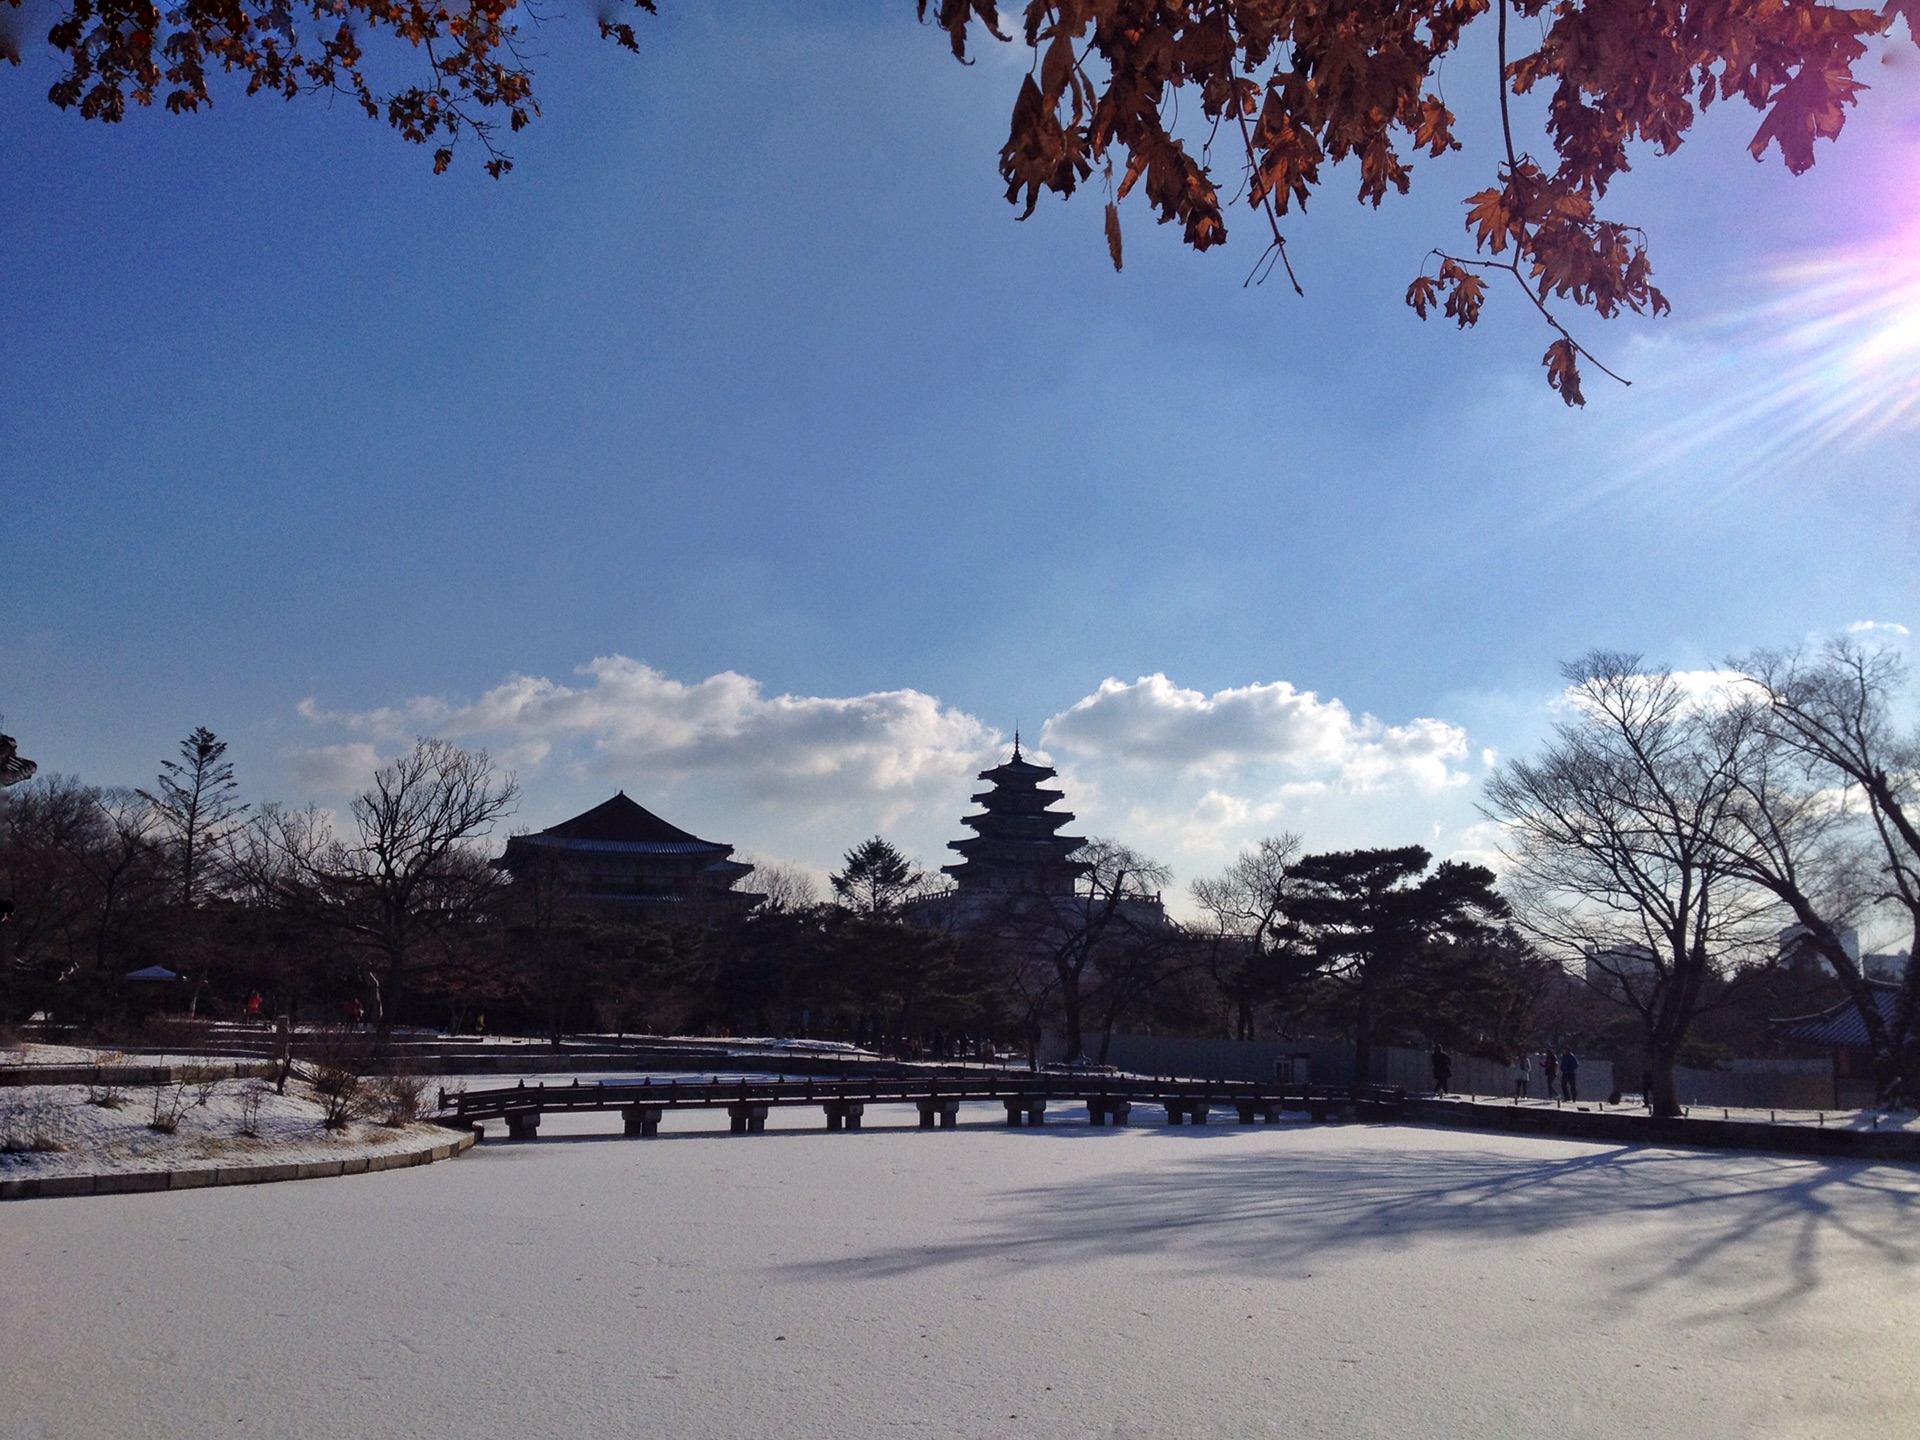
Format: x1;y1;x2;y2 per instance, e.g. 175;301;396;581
5;1105;1918;1438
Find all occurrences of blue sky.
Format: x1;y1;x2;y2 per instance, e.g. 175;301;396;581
3;3;1915;902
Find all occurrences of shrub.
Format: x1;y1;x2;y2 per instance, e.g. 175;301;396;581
311;1066;367;1130
85;1080;126;1110
148;1084;192;1134
369;1071;431;1127
236;1080;269;1137
0;1100;65;1153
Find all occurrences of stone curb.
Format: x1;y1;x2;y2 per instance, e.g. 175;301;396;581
0;1061;280;1089
0;1127;476;1201
1404;1097;1920;1164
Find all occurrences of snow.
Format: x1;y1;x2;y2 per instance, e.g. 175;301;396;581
4;1097;1919;1438
0;1077;452;1177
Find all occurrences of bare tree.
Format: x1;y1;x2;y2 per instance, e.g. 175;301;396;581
1486;654;1780;1117
1735;640;1920;1103
749;861;820;915
996;837;1173;1064
85;789;164;980
1190;833;1303;1040
281;739;517;1038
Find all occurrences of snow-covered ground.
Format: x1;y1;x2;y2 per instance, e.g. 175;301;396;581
4;1098;1917;1438
0;1076;451;1177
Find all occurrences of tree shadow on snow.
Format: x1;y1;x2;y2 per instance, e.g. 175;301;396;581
773;1135;1920;1321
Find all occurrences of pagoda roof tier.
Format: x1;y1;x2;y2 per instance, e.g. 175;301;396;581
972;753;1064;787
968;786;1068;809
956;808;1077;836
946;833;1089;860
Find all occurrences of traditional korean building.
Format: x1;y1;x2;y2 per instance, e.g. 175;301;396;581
940;738;1089;901
495;792;759;915
1771;980;1902;1109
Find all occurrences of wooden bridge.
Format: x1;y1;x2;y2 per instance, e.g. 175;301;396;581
438;1073;1407;1139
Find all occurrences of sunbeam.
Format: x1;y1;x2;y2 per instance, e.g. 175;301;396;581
1630;220;1920;483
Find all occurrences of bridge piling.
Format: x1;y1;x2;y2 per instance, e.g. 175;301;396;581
623;1105;664;1138
917;1099;960;1129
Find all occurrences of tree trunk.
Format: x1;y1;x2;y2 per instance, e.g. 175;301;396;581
1646;1042;1682;1119
1353;990;1373;1087
1060;980;1084;1064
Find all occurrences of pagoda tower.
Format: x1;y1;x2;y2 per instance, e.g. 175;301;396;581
941;737;1089;899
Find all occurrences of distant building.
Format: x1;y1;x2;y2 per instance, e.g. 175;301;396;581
941;740;1089;898
1862;951;1910;983
1583;943;1659;1000
1776;922;1908;982
495;792;760;916
913;739;1163;932
1777;921;1860;970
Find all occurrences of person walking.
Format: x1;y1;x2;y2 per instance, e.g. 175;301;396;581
1513;1051;1530;1100
1431;1043;1453;1095
1560;1049;1580;1103
1542;1049;1559;1099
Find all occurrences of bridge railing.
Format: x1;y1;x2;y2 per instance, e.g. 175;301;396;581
436;1072;1405;1132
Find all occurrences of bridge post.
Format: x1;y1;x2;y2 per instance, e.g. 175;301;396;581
1236;1102;1257;1125
1087;1102;1106;1127
843;1102;863;1131
917;1100;937;1129
1023;1100;1046;1127
937;1100;959;1129
1107;1101;1131;1126
623;1105;663;1138
1188;1103;1210;1126
505;1111;541;1140
1003;1099;1024;1127
1162;1101;1185;1125
728;1103;769;1134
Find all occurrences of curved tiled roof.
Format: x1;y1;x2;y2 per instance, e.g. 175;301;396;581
530;792;722;850
1772;982;1902;1047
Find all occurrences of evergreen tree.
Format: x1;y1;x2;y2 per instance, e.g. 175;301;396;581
830;836;925;918
1280;846;1509;1085
140;726;247;908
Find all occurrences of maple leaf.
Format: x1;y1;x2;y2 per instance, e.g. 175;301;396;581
1544;339;1586;407
1406;274;1440;319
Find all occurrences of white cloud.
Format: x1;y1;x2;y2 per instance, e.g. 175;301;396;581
1848;619;1911;636
283;742;381;793
300;656;997;819
1041;673;1470;791
290;660;1492;916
